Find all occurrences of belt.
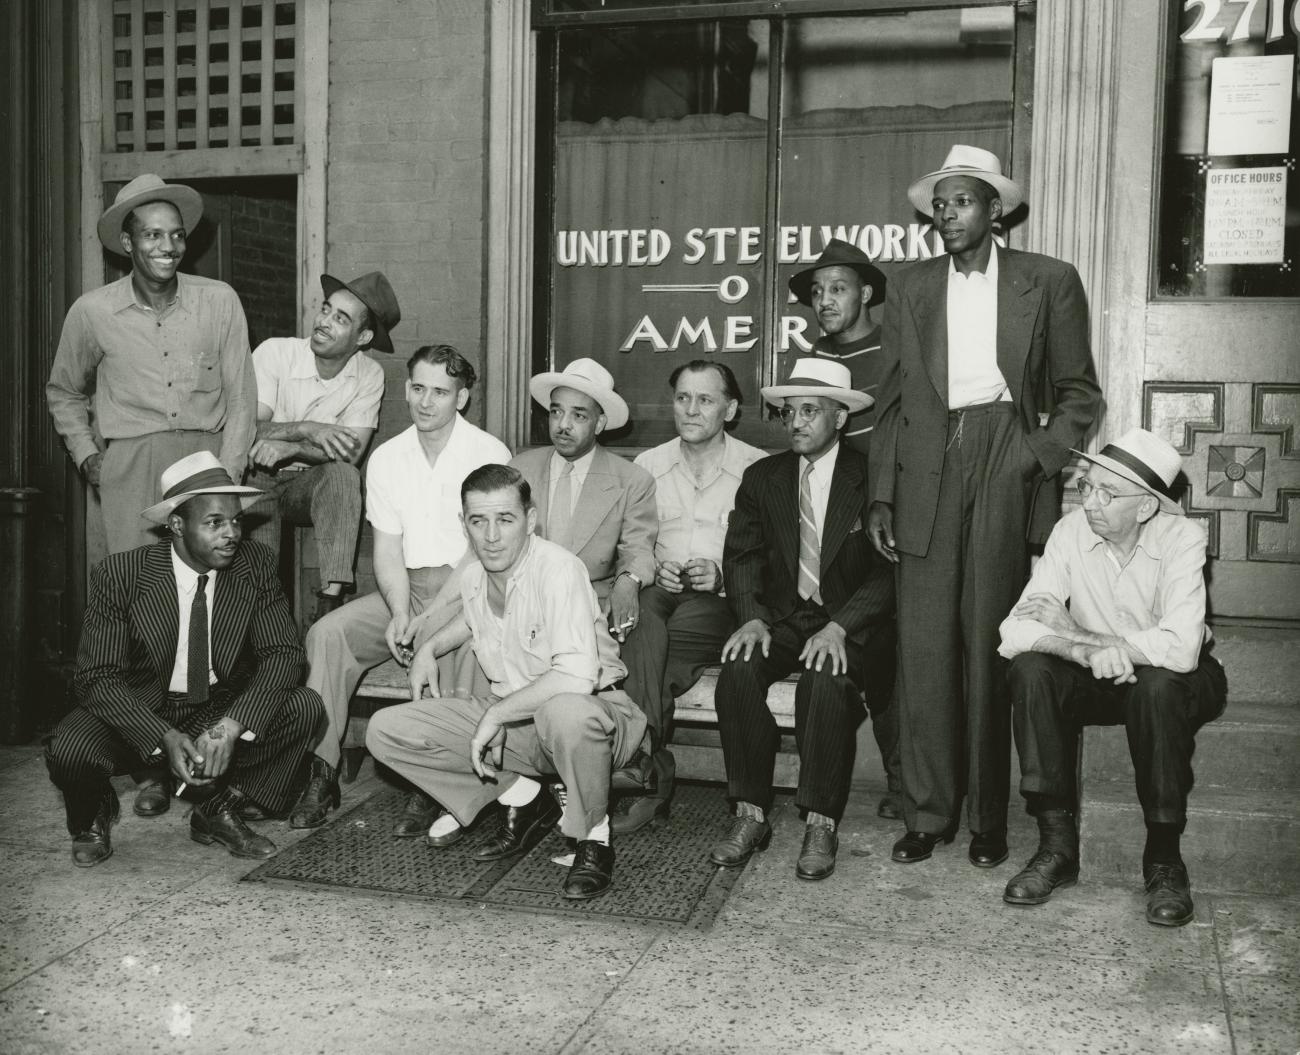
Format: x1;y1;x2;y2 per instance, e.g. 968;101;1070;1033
947;399;1014;419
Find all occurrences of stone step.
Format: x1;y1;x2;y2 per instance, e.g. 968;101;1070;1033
1208;625;1300;706
1081;701;1300;791
1079;783;1300;897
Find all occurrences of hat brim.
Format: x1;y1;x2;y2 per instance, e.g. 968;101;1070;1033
1072;451;1184;516
141;487;267;525
98;185;205;256
907;168;1023;216
761;384;873;413
529;373;629;430
321;274;394;353
788;260;887;309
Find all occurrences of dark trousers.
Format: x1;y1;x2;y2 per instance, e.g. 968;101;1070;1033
896;401;1031;834
44;687;323;832
246;462;363;586
1010;651;1227;827
715;602;891;821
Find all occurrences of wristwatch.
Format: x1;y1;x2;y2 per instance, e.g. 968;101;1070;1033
617;570;643;587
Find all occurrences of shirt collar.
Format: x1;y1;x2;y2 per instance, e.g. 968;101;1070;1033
800;440;841;480
1081;514;1171;562
665;434;749;481
116;272;187;315
947;241;1000;284
464;534;538;601
551;445;597;478
169;543;217;593
290;344;363;382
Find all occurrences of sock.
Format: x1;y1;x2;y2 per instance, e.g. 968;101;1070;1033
585;816;610;846
1029;793;1074;816
319;582;343;597
428;812;461;838
497;776;541;807
736;801;765;824
1143;822;1182;868
805;810;836;831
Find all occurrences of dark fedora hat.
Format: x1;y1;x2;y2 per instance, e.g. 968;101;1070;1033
320;271;401;353
788;239;887;309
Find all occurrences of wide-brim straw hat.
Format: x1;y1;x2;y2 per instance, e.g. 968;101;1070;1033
761;357;872;413
529;357;629;430
98;173;204;255
907;144;1024;216
788;238;887;309
1072;427;1185;516
141;451;266;524
320;271;401;353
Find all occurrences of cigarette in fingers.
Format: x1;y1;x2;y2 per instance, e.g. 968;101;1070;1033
618;618;635;630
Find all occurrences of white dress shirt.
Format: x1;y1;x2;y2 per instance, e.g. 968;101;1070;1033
168;546;217;694
946;243;1011;409
798;441;840;545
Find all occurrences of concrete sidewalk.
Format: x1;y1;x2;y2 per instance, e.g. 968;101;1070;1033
1;743;1295;1054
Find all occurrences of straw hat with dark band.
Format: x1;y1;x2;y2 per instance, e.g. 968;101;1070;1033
1072;428;1185;517
761;358;873;413
141;451;266;525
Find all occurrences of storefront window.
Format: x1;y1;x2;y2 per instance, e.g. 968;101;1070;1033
534;1;1021;448
1156;0;1300;298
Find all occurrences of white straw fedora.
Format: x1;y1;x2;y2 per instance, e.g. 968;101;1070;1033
761;358;872;413
1072;428;1185;516
98;173;204;255
529;358;630;430
141;451;266;525
907;144;1024;216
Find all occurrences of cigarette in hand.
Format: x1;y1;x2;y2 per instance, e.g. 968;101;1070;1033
617;618;635;631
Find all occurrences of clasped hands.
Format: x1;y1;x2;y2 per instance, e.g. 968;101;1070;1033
161;715;246;786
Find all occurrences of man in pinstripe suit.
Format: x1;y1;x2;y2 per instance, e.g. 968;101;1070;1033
43;452;323;867
710;359;895;882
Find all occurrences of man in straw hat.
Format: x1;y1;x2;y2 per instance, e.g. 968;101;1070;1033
997;428;1226;926
709;358;895;882
41;452;323;867
868;144;1100;870
47;173;258;554
245;271;401;618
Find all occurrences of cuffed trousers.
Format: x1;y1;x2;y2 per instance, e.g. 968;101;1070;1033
366;689;648;839
1009;650;1227;827
245;462;364;586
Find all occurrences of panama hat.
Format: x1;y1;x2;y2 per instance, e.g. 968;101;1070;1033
1072;428;1185;516
529;358;629;430
761;358;872;414
98;174;204;255
320;271;402;353
907;145;1024;216
788;238;887;309
141;451;266;525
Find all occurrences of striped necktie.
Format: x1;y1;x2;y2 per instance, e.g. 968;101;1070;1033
188;574;210;704
797;462;822;604
549;461;576;547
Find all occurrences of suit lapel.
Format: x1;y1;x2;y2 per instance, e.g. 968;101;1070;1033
134;541;179;684
820;449;864;571
996;249;1043;404
915;260;949;403
567;446;621;556
533;450;553;529
211;552;256;678
769;453;801;580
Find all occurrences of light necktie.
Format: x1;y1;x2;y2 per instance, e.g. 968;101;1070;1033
549;461;576;547
188;574;210;703
797;463;822;604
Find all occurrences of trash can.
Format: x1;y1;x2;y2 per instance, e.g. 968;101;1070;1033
0;487;39;744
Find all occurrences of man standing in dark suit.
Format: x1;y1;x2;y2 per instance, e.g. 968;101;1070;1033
43;451;323;867
710;359;894;882
867;145;1101;869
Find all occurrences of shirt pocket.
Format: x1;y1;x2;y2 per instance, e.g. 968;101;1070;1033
191;352;222;392
518;622;549;668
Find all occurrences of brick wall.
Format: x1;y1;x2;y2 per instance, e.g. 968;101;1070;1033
226;186;298;349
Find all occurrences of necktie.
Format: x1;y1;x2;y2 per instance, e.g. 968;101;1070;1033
549;461;576;547
188;574;210;704
797;463;822;604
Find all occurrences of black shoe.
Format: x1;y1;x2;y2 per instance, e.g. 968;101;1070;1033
1144;861;1194;927
969;827;1009;868
876;792;903;820
611;793;671;835
709;815;772;868
1003;849;1080;906
473;789;561;862
191;790;277;859
133;776;173;817
610;750;656;793
795;824;838;881
891;827;956;863
289;756;340;829
312;587;352;622
71;790;120;868
392;788;440;837
563;840;614;900
425;815;466;849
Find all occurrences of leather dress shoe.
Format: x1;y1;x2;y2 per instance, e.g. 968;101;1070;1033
611;793;671;835
795;824;838;881
425;816;466;849
392;788;441;837
236;800;286;823
891;828;956;864
563;840;614;900
289;756;340;829
1002;849;1080;906
133;776;173;817
876;792;903;821
969;827;1009;868
1144;861;1194;927
709;815;772;868
72;791;121;868
191;791;277;859
473;790;561;862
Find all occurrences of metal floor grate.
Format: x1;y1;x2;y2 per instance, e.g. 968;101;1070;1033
243;783;780;928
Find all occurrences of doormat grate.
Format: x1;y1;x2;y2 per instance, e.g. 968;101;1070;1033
243;782;782;929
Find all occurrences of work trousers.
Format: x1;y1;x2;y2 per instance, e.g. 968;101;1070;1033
1010;650;1227;827
896;400;1032;835
245;462;364;586
366;689;648;839
715;602;891;821
100;431;223;553
44;686;323;832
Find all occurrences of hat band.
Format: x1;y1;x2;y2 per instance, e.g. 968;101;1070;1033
162;466;236;501
1097;444;1174;500
779;377;849;391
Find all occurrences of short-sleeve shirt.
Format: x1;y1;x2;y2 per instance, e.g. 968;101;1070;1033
252;336;384;430
365;416;512;569
812;326;884;459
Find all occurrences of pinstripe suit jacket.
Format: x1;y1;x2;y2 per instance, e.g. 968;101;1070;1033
73;539;307;756
723;445;892;643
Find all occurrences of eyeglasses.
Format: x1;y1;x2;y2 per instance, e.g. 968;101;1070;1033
1076;479;1149;507
777;404;824;425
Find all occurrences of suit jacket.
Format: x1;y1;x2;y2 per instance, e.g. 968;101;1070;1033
869;247;1101;553
73;539;308;756
724;446;892;644
510;445;657;602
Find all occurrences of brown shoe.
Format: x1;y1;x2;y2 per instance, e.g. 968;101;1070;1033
709;815;772;868
795;824;838;881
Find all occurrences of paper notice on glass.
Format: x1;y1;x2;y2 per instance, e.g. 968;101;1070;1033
1207;55;1293;156
1203;167;1287;265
